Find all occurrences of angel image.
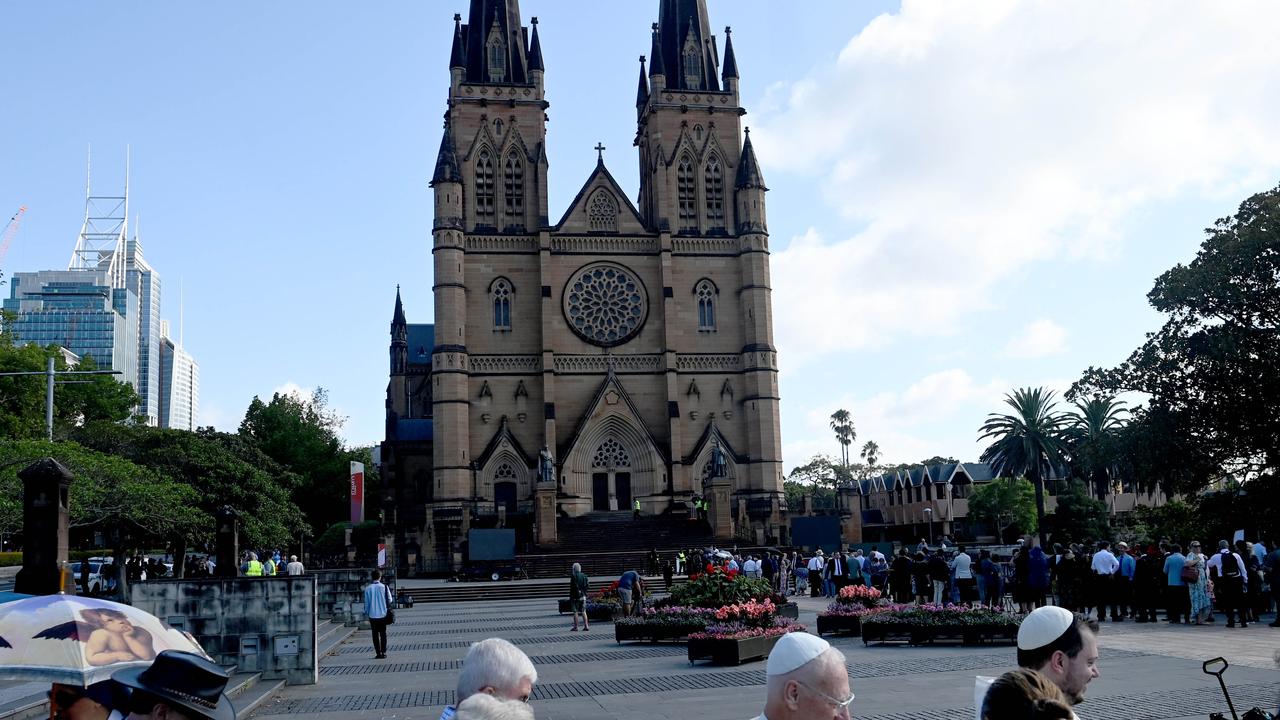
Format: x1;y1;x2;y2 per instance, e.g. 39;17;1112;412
36;608;156;666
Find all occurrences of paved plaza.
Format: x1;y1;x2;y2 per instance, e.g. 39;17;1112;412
249;595;1280;720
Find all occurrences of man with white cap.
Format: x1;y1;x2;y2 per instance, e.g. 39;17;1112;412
1016;606;1100;705
755;632;852;720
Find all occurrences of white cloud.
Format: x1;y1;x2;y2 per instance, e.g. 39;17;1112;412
271;381;311;399
1003;318;1068;358
758;0;1280;368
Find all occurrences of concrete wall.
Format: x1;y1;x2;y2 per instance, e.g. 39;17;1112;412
131;576;317;685
311;568;385;627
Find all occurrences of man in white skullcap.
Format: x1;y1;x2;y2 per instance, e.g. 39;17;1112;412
1015;606;1099;705
753;632;852;720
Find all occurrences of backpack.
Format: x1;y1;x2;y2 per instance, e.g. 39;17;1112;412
1219;552;1242;579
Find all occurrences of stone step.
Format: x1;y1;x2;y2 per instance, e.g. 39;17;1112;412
229;675;285;720
319;620;358;657
399;575;683;603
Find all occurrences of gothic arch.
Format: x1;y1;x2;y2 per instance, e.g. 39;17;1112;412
564;414;664;501
488;276;513;330
686;422;740;485
586;187;619;231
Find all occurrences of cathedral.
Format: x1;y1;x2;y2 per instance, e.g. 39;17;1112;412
383;0;785;573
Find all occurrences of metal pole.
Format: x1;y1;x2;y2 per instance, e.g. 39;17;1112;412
46;356;55;441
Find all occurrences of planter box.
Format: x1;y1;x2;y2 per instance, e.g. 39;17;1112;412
816;614;862;637
688;633;784;666
777;602;800;620
861;623;1018;646
614;622;705;644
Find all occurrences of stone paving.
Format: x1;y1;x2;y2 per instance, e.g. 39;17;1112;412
249;595;1280;720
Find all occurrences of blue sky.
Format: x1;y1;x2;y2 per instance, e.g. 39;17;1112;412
3;2;1278;470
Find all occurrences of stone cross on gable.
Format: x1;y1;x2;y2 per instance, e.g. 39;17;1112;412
594;142;606;162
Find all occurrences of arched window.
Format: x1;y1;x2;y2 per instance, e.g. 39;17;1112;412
592;438;631;469
491;277;512;330
503;152;524;223
677;154;696;232
475;150;495;224
705;155;724;229
695;279;716;331
587;189;618;231
495;463;516;481
486;19;507;83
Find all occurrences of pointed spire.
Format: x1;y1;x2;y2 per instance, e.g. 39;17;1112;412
527;16;544;72
636;55;649;106
722;26;738;80
450;13;465;68
648;22;666;78
392;285;407;328
431;117;463;186
735;127;767;190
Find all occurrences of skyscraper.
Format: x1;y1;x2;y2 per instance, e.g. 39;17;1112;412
158;319;199;431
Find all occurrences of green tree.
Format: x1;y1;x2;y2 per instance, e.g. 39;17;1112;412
979;387;1070;548
967;477;1037;540
1120;500;1205;547
860;440;880;475
829;410;855;468
1064;396;1127;499
239;389;355;532
1049;480;1111;544
1074;183;1280;484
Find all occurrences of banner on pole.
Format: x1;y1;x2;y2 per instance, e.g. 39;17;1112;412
350;461;365;524
377;543;387;568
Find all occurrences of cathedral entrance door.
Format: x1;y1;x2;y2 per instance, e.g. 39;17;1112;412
615;473;632;511
494;481;517;514
592;473;610;512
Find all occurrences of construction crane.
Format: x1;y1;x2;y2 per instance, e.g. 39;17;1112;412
0;205;27;281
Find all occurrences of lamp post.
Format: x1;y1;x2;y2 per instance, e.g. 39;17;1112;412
923;507;934;548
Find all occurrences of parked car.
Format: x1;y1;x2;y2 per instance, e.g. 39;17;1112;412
71;559;113;595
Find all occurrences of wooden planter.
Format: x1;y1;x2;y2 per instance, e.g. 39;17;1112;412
614;622;705;644
688;633;784;666
777;602;800;620
816;614;863;637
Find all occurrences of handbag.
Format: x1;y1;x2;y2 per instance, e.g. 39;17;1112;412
1181;563;1199;584
384;585;396;624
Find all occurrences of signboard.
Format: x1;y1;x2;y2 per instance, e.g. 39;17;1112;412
468;529;516;561
350;461;365;524
790;515;842;553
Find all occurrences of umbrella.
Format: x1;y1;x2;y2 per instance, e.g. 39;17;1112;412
0;594;209;686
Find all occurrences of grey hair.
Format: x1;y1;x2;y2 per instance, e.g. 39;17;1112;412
454;693;535;720
457;638;538;702
571;563;581;573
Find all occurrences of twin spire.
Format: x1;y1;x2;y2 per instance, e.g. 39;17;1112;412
450;0;544;83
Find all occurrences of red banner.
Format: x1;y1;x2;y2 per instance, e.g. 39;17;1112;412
350;461;365;524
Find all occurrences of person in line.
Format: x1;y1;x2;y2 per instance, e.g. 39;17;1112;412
1184;542;1212;625
1237;540;1263;623
890;549;913;604
1015;606;1101;706
928;548;950;605
243;552;263;577
112;650;235;720
285;555;305;576
363;569;393;659
452;693;534;720
568;563;590;632
979;550;1004;609
1115;542;1136;619
1208;540;1249;628
751;632;852;720
953;546;976;607
912;551;931;605
823;552;845;598
806;550;825;598
981;669;1075;720
1089;541;1120;621
439;638;538;720
1163;543;1190;624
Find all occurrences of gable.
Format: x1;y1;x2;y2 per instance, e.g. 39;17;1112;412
554;162;648;234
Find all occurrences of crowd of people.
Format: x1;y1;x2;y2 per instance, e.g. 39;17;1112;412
237;550;306;577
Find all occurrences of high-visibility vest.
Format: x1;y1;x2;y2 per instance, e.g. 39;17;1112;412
246;560;264;577
634;499;640;510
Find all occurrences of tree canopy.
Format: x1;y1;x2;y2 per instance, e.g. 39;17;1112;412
967;477;1038;541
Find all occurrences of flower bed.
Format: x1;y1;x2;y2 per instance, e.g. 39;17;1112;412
814;590;899;637
859;605;1022;646
614;606;717;643
687;623;808;666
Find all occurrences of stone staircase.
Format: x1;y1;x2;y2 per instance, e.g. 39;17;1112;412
397;575;682;604
514;510;714;579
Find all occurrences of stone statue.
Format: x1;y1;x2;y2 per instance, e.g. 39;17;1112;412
539;445;554;485
711;440;727;478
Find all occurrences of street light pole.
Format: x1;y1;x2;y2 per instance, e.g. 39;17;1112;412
924;507;934;547
0;359;122;441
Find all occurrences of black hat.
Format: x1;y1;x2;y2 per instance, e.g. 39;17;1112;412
111;650;233;720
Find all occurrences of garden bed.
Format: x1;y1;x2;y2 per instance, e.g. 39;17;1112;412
614;621;706;643
815;614;863;637
687;632;784;666
859;606;1021;646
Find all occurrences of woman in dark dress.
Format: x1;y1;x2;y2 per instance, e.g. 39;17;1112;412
890;549;914;603
912;551;931;605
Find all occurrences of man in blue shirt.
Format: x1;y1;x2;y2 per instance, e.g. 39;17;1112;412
617;570;643;617
363;569;392;658
1162;544;1189;624
1116;542;1136;620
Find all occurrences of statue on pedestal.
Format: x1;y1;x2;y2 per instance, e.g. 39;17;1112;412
539;445;555;485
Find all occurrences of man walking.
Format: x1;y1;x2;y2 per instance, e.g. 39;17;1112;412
363;569;393;658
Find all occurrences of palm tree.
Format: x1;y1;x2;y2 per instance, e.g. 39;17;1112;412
1066;396;1128;499
978;387;1070;548
830;410;855;467
860;440;880;474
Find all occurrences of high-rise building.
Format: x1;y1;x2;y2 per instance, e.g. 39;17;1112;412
383;0;784;573
120;238;161;424
4;270;139;385
158;320;199;431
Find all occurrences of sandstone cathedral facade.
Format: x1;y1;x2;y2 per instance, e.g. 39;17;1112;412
383;0;785;572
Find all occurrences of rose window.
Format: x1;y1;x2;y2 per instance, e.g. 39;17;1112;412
563;262;648;347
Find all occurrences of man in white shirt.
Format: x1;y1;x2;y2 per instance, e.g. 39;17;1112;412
1207;540;1249;628
806;551;825;597
742;556;758;577
951;546;975;606
1089;542;1120;621
285;555;305;576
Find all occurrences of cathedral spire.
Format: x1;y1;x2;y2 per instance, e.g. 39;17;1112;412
636;56;649;107
463;0;531;84
431;118;463;186
721;26;738;81
449;13;465;69
735;128;766;190
648;22;666;80
390;286;408;375
527;16;544;72
655;0;719;91
392;285;407;329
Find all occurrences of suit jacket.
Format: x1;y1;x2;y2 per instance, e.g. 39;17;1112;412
825;557;846;579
